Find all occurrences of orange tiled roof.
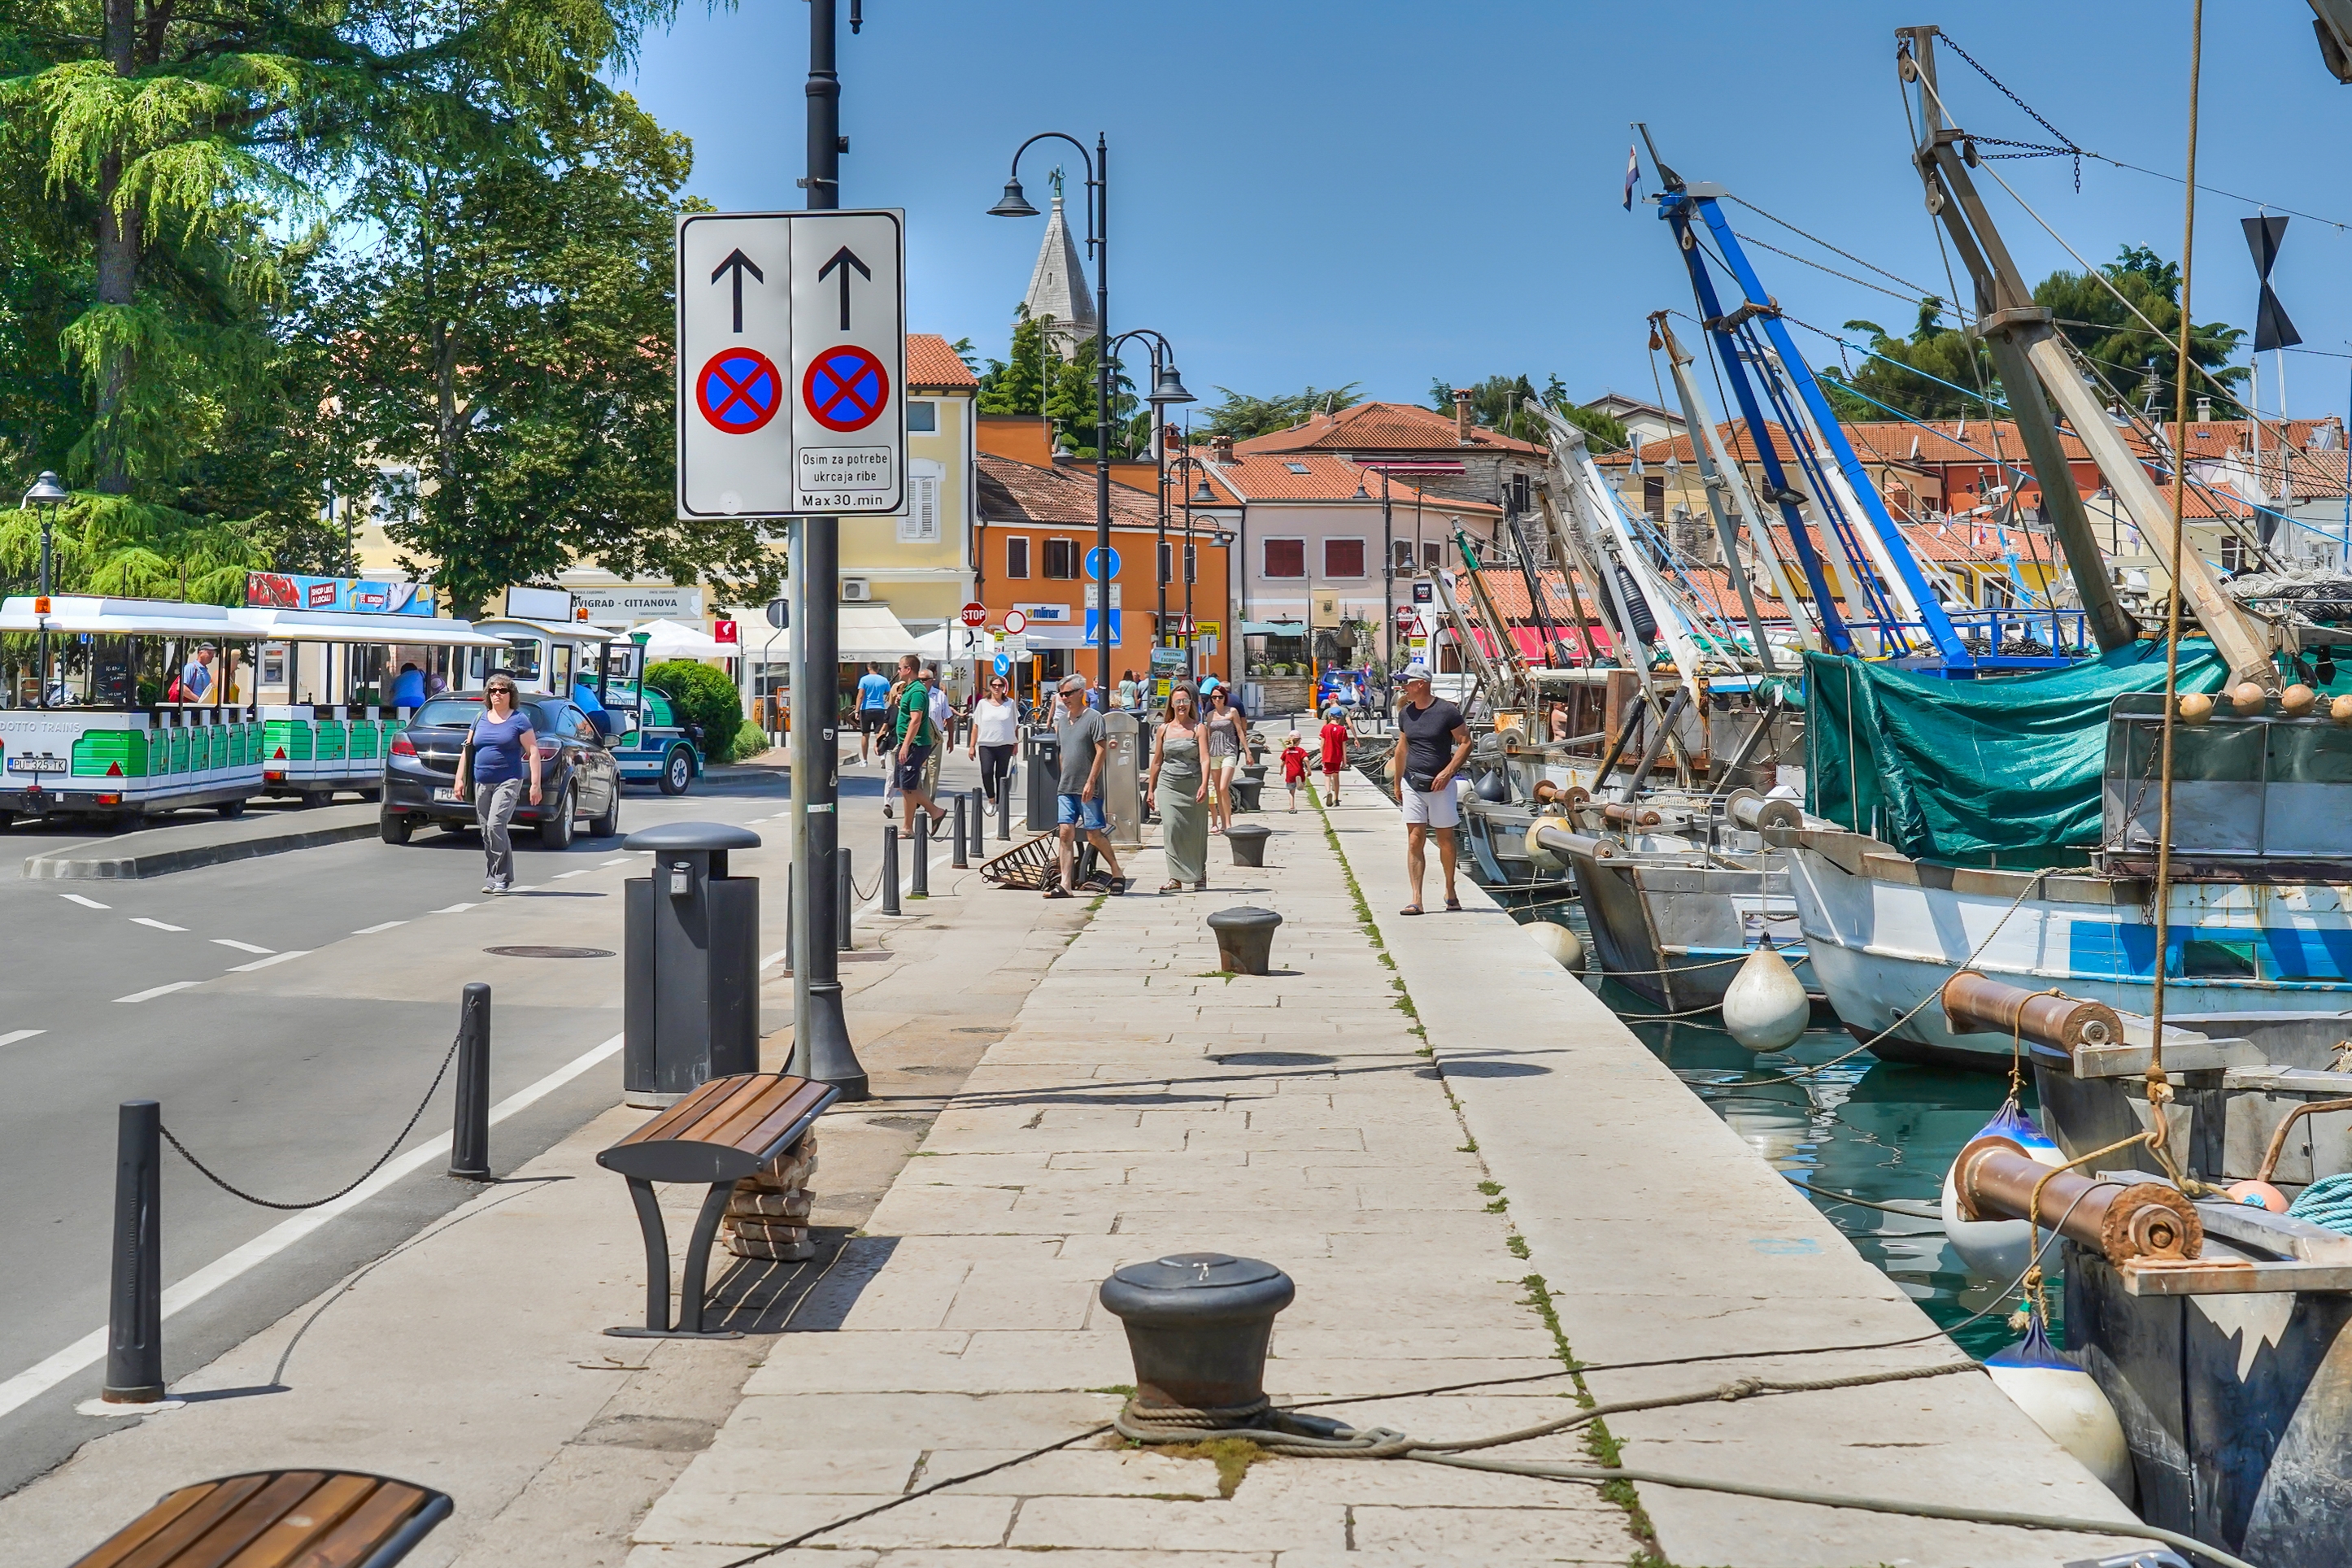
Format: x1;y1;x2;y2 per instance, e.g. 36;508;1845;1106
1193;448;1501;512
977;453;1159;529
1233;400;1547;459
907;333;978;390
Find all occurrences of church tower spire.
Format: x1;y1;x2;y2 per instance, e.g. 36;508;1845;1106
1019;168;1095;362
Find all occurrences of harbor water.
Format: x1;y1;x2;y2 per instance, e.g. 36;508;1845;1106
1518;898;2050;1359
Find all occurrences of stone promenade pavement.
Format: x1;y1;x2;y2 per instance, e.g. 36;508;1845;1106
629;802;1649;1566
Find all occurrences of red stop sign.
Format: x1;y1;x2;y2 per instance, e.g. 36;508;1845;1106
960;602;987;627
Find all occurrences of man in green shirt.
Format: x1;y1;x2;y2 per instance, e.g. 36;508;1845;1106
892;653;946;827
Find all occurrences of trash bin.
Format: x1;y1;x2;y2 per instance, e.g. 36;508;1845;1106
1024;727;1061;833
622;821;761;1108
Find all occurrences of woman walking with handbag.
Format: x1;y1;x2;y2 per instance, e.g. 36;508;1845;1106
450;674;542;895
1147;685;1211;892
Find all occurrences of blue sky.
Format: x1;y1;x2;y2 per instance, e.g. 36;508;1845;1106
625;1;2352;425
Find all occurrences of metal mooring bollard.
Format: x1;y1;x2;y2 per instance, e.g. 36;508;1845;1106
450;983;493;1181
103;1100;165;1405
837;847;854;951
910;811;930;897
1206;906;1284;975
1096;1252;1296;1431
952;793;969;869
881;825;901;916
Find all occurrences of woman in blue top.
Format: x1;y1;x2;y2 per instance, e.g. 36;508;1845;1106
451;674;542;894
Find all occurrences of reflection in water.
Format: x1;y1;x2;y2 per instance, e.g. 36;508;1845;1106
1519;899;2044;1359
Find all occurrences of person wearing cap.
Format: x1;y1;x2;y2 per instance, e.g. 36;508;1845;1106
1048;673;1126;896
1387;665;1470;914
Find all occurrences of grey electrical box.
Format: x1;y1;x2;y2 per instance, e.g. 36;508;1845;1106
623;821;762;1107
1024;728;1061;833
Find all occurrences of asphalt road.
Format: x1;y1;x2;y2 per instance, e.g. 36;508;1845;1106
0;756;956;1496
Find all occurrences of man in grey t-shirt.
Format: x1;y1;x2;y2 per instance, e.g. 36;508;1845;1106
1048;673;1126;897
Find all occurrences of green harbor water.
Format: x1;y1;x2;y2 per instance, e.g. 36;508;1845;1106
1518;899;2048;1360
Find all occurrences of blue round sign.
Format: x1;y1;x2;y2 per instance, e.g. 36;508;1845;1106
1084;546;1122;581
993;653;1012;677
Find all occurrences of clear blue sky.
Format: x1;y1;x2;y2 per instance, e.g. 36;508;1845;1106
624;1;2352;425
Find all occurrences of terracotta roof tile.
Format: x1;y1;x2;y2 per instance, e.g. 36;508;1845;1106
907;333;978;390
976;453;1158;529
1234;400;1546;458
1193;448;1500;512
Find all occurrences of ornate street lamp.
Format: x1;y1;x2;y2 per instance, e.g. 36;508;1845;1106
21;471;70;708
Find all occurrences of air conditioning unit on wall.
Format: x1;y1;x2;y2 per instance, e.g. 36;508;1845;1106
840;578;872;602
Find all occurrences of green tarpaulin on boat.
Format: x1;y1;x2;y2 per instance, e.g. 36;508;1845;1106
1805;641;2228;866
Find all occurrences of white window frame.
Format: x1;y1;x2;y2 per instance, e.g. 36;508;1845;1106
1005;535;1030;579
1261;537;1308;580
1322;536;1369;580
1043;538;1081;580
906;399;939;433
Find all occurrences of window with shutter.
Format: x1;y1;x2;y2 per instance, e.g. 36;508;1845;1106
1422;541;1443;569
896;476;941;543
1324;538;1365;578
1263;539;1305;579
1006;536;1030;578
1044;538;1079;579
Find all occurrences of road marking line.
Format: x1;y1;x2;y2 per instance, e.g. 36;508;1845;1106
116;982;200;1004
760;947;789;970
599;857;631;866
429;903;476;914
130;918;188;932
227;950;309;973
59;894;109;910
0;1030;624;1425
553;869;595;878
211;939;275;955
0;1030;43;1048
351;921;407;935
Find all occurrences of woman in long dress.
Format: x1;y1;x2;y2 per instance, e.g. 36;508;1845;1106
1148;685;1212;891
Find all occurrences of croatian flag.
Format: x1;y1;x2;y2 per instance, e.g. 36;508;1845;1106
1622;145;1640;210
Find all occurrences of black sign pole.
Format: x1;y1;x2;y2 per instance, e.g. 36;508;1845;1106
789;0;866;1098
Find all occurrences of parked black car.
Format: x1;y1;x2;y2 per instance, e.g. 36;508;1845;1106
380;691;621;847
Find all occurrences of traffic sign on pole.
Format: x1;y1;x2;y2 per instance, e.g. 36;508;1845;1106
1084;546;1122;581
1003;609;1028;635
993;653;1012;677
676;209;905;520
960;602;987;628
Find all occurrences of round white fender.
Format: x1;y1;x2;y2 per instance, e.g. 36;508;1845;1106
1941;1099;2063;1283
1525;921;1585;972
1722;945;1809;1052
1984;1313;2134;1500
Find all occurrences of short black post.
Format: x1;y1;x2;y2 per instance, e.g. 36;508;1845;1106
910;810;930;897
838;845;854;951
968;789;985;861
952;793;969;869
997;773;1013;841
450;983;492;1180
102;1100;164;1405
785;861;795;967
882;825;902;917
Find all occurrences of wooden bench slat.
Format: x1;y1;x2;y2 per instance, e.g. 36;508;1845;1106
72;1479;239;1568
613;1077;749;1148
274;1482;430;1568
729;1082;832;1163
220;1473;377;1568
83;1474;276;1568
690;1077;807;1151
176;1472;332;1568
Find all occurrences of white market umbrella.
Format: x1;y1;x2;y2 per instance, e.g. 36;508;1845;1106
628;617;734;658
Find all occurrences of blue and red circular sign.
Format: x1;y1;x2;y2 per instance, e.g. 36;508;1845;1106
802;345;891;433
696;348;782;434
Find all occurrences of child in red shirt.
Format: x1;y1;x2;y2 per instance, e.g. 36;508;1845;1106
1280;734;1309;812
1318;712;1349;804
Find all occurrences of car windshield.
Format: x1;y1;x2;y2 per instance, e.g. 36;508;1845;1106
412;695;566;733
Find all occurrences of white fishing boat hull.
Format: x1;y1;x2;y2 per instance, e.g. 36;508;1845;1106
1784;833;2352;1071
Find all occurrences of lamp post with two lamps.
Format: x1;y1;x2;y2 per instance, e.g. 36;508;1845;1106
20;471;70;708
1162;454;1225;682
1104;329;1195;693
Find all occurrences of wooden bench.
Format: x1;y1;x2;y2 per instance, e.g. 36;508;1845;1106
75;1470;450;1568
597;1072;838;1339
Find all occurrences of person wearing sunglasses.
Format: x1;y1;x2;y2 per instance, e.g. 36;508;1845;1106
969;673;1021;806
1203;685;1251;835
451;674;541;895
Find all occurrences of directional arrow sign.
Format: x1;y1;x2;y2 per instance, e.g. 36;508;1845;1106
677;209;904;520
817;246;871;331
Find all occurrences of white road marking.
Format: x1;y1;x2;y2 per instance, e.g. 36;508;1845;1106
227;950;309;973
760;947;789;970
59;894;109;910
0;1030;625;1424
115;982;200;1004
130;918;188;933
351;921;407;935
599;857;631;866
0;1030;43;1048
429;903;476;914
552;869;594;879
211;939;274;955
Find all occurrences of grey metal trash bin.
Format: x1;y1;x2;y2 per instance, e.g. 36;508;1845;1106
1024;727;1061;832
623;821;761;1108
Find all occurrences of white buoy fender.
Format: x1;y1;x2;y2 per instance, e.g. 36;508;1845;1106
1722;945;1810;1052
1984;1314;2134;1501
1941;1100;2063;1283
1526;921;1585;972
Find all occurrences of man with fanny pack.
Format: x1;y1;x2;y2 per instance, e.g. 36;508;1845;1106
1387;664;1470;915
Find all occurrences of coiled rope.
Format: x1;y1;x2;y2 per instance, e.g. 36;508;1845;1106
2286;1172;2352;1236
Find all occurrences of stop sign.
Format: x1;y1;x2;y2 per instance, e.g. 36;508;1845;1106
1395;605;1417;629
960;602;987;628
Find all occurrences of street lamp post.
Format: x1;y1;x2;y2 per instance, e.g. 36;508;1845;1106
1166;464;1216;681
990;132;1113;699
22;471;69;708
1106;329;1194;694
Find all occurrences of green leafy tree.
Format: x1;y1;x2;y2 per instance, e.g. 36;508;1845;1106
1427;373;1624;449
974;304;1135;457
1197;383;1362;441
2036;244;2245;412
1818;298;1992;422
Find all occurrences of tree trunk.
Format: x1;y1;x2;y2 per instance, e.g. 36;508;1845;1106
93;0;142;494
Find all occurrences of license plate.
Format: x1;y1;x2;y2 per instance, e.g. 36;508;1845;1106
6;756;65;773
434;787;460;802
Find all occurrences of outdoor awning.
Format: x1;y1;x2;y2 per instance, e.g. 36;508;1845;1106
1021;623;1096;649
0;595;253;638
1242;620;1305;635
731;604;922;663
627;617;735;658
229;607;508;647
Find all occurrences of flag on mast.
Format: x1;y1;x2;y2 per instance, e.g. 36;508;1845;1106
1622;145;1640;210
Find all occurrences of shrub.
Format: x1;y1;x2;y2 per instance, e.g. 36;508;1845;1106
645;660;743;756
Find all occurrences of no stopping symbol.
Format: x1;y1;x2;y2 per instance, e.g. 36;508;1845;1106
696;348;783;434
802;345;891;433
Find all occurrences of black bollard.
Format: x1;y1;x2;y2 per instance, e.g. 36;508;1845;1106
882;825;901;917
997;773;1013;842
910;810;930;897
952;794;969;869
838;846;854;951
102;1100;164;1405
450;983;492;1181
968;789;985;862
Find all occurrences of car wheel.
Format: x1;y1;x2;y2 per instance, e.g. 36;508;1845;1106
216;800;246;819
660;747;693;795
538;783;575;849
588;788;620;838
380;810;413;845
